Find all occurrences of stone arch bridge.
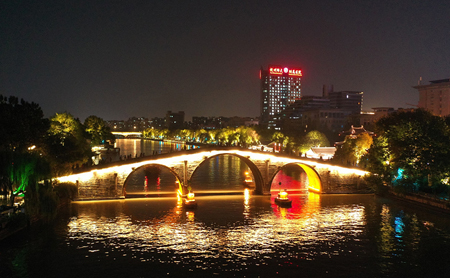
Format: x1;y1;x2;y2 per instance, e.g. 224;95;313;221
57;147;369;199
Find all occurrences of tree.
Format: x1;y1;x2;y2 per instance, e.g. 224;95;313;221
298;130;330;153
45;112;92;175
0;95;49;152
334;132;372;166
271;131;285;144
216;128;233;146
367;109;450;193
0;95;50;204
84;115;115;146
354;133;373;164
237;126;260;147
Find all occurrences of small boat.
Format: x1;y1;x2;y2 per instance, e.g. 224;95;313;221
183;199;197;209
243;172;254;188
275;190;292;207
183;192;197;209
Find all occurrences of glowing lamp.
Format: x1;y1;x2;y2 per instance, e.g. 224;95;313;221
184;191;198;209
187;192;195;201
279;190;288;200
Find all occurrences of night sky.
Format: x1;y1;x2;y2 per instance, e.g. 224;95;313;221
1;0;450;122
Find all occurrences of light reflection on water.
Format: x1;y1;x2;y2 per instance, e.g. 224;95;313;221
3;194;450;277
114;138;196;158
65;194;367;274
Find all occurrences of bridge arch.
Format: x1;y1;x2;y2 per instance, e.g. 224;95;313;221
188;153;264;193
122;163;183;196
268;162;322;193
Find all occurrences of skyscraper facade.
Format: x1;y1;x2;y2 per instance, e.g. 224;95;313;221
260;65;302;129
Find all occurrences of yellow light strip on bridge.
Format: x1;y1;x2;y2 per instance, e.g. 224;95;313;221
56;150;369;184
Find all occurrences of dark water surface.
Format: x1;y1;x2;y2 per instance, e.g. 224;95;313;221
1;194;450;278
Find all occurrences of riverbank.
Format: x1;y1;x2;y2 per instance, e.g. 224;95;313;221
387;189;450;214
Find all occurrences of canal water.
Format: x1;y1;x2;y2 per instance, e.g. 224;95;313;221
2;194;450;277
114;138;198;158
1;139;450;277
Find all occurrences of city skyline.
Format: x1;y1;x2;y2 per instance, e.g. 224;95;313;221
2;1;450;121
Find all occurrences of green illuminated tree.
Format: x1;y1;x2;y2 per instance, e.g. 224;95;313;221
271;131;285;144
84;115;115;146
0;95;50;204
237;126;260;147
216;128;232;146
45;112;92;175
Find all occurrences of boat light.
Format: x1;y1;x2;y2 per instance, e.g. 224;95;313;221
187;192;195;201
279;190;288;200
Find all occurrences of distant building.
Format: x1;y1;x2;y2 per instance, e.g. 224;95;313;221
149;117;166;129
107;117;152;131
192;116;226;129
272;85;363;134
191;116;259;129
260;65;302;129
358;107;394;130
414;78;450;116
328;91;363;114
166;111;185;130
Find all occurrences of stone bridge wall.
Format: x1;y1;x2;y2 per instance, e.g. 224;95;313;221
61;148;368;199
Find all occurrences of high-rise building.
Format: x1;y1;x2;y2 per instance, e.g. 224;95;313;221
260;65;302;129
414;78;450;116
166;111;185;130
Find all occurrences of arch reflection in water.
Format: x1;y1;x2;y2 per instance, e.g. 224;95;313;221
124;165;180;197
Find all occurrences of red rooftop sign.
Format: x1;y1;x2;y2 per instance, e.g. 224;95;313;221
269;66;302;77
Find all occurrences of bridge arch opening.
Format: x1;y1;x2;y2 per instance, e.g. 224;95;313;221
189;154;264;194
269;163;322;194
122;163;183;198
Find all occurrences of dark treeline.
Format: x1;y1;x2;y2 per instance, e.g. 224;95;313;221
0;95;114;221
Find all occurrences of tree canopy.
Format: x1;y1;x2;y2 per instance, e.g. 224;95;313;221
367;109;450;193
45;112;92;175
0;95;49;152
299;130;330;153
0;95;50;205
84;115;115;146
334;132;373;166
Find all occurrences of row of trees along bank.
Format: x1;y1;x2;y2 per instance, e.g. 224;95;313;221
142;127;331;155
0;95;114;222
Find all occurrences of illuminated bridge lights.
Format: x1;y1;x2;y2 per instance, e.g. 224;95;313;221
56;149;369;197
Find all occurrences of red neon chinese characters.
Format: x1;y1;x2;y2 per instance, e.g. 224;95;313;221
269;67;302;76
269;67;283;75
288;69;302;76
